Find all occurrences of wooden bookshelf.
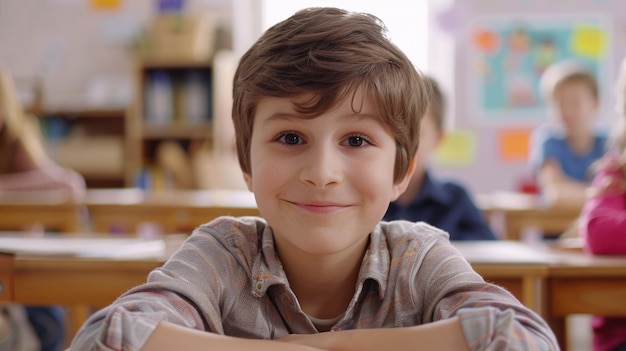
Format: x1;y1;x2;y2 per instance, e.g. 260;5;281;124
39;108;129;188
128;57;215;190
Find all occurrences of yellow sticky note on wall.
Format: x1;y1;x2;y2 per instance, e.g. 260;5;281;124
498;127;532;162
434;129;476;167
91;0;122;11
571;25;607;59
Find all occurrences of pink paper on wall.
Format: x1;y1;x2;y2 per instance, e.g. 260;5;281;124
498;127;533;162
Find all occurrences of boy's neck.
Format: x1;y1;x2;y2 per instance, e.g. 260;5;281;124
278;238;368;319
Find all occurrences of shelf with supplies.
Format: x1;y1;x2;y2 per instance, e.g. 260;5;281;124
128;57;215;191
38;107;130;188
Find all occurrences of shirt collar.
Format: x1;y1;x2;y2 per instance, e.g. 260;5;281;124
250;222;390;299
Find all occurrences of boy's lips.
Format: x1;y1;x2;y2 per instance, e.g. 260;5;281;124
284;200;351;214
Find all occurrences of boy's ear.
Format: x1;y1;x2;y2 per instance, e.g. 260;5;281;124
390;157;417;201
243;172;253;192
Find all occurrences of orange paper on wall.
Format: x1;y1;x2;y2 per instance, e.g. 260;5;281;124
90;0;122;11
498;127;532;162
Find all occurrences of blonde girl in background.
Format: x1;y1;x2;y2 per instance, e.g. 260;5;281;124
0;64;85;197
0;64;86;351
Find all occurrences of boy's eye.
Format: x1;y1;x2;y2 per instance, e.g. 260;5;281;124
277;132;303;145
343;135;371;147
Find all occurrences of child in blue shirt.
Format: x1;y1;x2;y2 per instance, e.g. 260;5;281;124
529;60;608;208
384;77;496;240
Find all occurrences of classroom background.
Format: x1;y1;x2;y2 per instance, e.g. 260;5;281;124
3;1;626;350
0;0;626;193
1;0;625;194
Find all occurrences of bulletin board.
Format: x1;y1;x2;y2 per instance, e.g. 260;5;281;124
468;14;611;124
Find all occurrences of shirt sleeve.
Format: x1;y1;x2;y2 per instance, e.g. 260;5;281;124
413;237;558;350
580;168;626;255
69;231;233;350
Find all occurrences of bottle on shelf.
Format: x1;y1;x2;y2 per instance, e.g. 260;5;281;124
144;70;173;125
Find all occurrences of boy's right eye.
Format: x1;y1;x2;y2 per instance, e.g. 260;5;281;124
276;132;304;145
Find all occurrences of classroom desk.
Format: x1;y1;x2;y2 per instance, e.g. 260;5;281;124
0;237;549;341
3;237;621;349
544;245;626;351
477;191;582;240
85;188;260;234
453;241;550;316
0;190;83;233
0;234;184;339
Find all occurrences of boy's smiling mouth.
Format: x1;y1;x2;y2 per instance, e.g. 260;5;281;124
285;199;351;214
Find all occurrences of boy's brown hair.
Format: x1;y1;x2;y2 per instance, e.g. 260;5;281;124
540;60;599;101
232;7;429;183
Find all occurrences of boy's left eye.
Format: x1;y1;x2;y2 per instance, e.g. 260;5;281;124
276;132;304;145
343;135;371;147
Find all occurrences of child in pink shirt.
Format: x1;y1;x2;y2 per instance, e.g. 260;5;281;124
580;57;626;351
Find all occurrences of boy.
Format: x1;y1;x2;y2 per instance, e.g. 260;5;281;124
529;60;608;208
384;76;496;240
70;7;557;350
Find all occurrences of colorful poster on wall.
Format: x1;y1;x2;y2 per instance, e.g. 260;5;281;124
468;15;611;124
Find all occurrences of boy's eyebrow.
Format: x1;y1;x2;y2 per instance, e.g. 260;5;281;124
261;113;300;125
262;111;382;124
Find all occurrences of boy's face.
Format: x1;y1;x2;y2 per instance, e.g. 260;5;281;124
550;81;598;134
244;89;412;258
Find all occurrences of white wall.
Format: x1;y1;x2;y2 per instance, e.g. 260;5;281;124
251;1;430;71
0;0;230;110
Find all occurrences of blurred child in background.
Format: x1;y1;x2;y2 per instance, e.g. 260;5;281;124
0;65;85;197
0;64;85;350
384;76;496;240
579;57;626;351
529;60;608;208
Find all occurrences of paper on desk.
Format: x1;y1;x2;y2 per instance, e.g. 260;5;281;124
0;236;165;259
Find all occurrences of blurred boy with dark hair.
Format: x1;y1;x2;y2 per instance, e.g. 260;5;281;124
384;76;496;240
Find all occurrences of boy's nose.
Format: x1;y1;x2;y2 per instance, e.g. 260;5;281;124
299;144;343;188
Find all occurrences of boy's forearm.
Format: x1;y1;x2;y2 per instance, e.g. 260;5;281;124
281;317;470;351
140;321;326;351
